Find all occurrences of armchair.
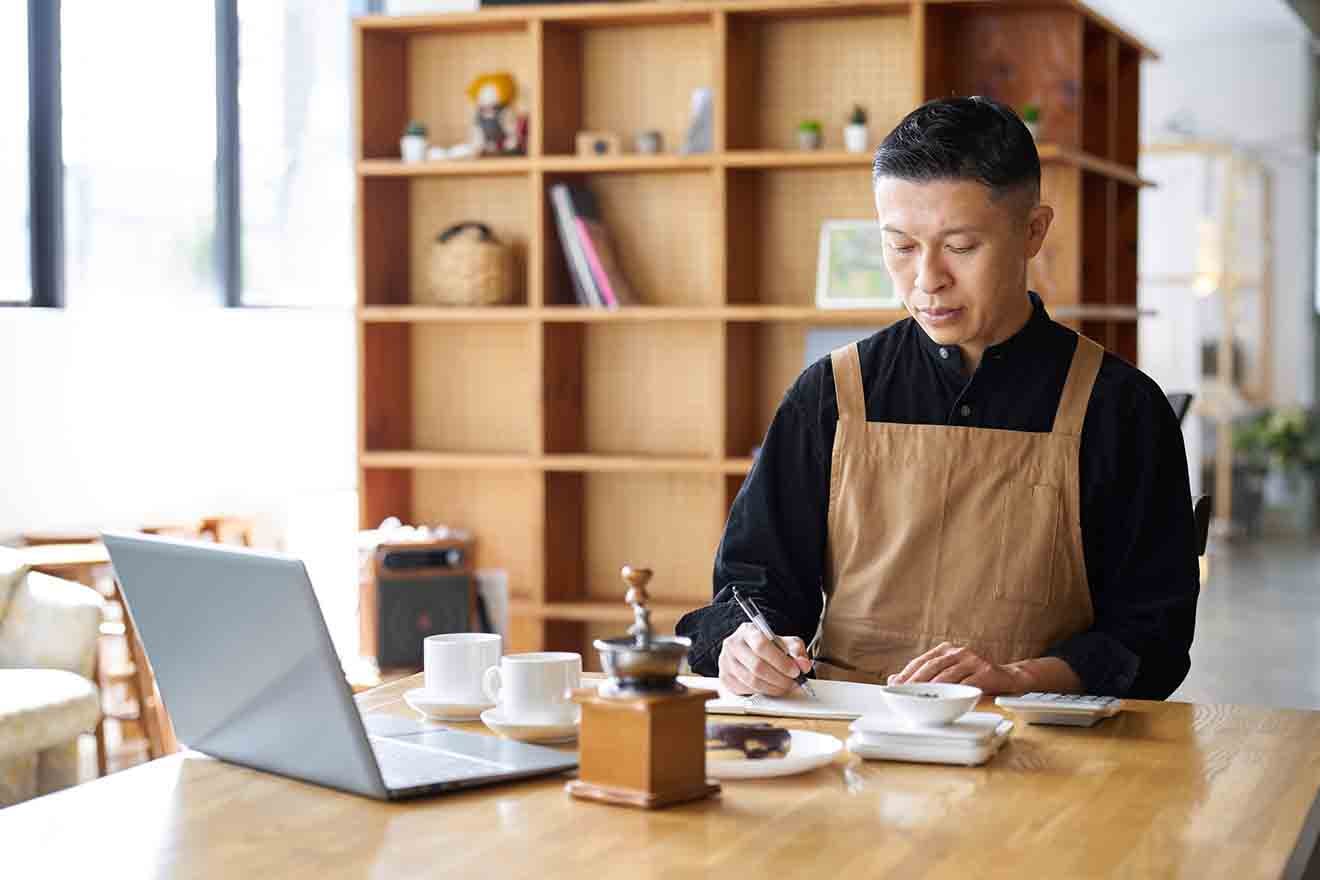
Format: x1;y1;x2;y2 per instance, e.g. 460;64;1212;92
0;548;103;807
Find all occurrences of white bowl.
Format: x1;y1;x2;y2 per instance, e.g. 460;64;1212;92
880;683;982;726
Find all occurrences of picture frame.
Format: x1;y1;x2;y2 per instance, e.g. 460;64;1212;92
815;220;899;310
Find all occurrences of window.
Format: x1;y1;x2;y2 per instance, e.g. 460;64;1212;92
17;0;360;309
61;0;219;307
1;1;30;305
238;0;355;307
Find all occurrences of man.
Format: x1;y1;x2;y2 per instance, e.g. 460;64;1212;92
676;96;1199;700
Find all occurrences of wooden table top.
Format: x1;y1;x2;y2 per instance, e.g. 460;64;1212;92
4;672;1319;879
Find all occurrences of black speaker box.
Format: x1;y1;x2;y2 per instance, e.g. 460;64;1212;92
368;540;478;669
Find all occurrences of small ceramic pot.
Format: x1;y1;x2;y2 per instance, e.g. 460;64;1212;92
635;130;662;154
843;123;868;153
797;129;822;151
400;134;428;162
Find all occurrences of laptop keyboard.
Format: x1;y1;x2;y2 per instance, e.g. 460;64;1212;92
370;736;511;791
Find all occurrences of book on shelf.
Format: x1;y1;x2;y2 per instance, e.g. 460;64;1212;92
549;182;637;308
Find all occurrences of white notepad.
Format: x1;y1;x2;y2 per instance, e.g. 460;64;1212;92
677;675;889;720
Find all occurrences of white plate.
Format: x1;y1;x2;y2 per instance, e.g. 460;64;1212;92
403;688;494;721
706;729;843;779
480;708;579;744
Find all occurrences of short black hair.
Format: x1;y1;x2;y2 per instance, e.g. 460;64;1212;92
872;96;1040;204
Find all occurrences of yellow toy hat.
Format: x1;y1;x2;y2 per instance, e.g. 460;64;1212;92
466;72;517;106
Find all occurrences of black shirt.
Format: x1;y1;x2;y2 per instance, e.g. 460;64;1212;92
677;293;1200;699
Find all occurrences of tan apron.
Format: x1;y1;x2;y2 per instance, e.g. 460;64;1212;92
813;335;1104;684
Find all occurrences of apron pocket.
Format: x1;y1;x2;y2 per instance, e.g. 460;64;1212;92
995;482;1059;606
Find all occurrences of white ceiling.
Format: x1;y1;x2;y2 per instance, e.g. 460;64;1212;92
1082;0;1307;49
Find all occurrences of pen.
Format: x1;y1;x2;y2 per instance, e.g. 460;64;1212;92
731;586;818;699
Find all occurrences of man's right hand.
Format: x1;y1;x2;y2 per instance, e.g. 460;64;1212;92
718;621;814;696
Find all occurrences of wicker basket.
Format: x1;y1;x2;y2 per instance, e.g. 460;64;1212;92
427;222;515;306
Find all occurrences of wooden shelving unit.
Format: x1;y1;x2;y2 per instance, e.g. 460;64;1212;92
354;0;1152;666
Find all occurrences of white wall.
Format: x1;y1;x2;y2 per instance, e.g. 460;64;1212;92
0;307;363;655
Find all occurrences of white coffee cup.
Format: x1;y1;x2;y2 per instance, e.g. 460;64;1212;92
482;652;582;725
423;633;502;705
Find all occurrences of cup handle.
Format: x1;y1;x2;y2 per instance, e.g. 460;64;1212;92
482;666;502;705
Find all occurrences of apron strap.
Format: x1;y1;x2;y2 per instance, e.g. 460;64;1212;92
1052;334;1105;437
829;344;867;422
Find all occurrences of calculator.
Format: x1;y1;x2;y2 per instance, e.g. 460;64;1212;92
993;693;1121;727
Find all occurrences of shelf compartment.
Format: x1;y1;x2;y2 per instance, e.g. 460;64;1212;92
361;323;413;451
1115;44;1141;169
543;322;722;457
1031;164;1083;309
726;167;874;306
408;323;537;454
924;5;1083;149
580;471;723;606
413;468;542;602
541;18;714;158
542;170;718;308
724;6;913;152
410;176;531;306
1081;21;1113;160
725;322;813;459
356;22;532;160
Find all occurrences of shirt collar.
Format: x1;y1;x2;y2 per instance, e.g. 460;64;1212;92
914;291;1051;374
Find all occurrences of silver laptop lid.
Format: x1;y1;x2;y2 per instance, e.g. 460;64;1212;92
102;532;388;800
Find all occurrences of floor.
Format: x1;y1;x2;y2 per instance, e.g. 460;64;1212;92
1171;535;1320;711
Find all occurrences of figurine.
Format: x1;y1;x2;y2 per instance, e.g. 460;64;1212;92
466;72;519;155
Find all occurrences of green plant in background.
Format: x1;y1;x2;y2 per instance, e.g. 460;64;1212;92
404;120;428;137
1233;406;1320;473
798;119;822;134
1020;103;1041;124
848;105;867;126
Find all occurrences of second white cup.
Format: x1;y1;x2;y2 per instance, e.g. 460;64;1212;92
423;633;502;706
482;652;582;725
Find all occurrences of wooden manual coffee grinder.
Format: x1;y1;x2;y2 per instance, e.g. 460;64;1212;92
566;565;720;809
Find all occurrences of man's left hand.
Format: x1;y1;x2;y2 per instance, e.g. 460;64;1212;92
888;642;1032;695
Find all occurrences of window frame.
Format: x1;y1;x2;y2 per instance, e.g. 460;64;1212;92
13;0;373;310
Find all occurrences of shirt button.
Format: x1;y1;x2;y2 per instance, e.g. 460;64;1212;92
939;347;949;360
960;404;972;417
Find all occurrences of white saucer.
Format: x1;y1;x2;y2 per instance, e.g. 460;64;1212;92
403;688;494;721
706;729;843;779
480;708;579;744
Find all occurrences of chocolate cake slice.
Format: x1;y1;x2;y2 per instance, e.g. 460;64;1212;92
705;722;792;760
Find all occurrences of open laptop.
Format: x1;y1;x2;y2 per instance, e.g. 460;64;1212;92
102;531;577;800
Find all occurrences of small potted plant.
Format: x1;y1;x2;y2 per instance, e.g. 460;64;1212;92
844;105;868;153
1020;103;1041;141
796;119;823;151
1233;406;1320;536
400;120;429;163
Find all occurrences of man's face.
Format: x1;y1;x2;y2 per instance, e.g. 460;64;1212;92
873;177;1051;354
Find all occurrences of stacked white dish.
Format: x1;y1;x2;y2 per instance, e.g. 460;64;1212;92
847;711;1013;766
846;682;1013;766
